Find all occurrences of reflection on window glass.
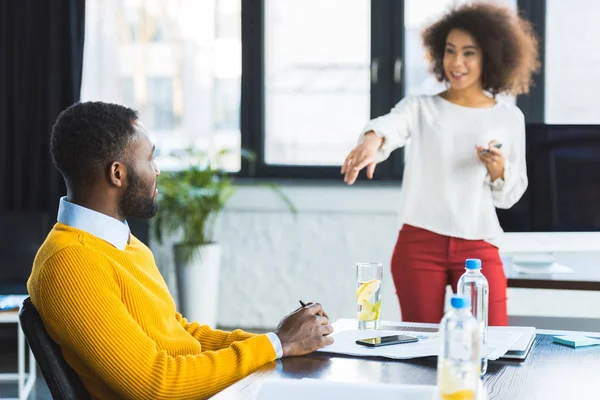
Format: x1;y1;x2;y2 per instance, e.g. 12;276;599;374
214;79;240;131
147;78;176;130
264;0;371;166
120;77;134;106
81;0;242;171
545;0;600;123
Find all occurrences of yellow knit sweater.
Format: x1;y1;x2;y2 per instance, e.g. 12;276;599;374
27;223;276;399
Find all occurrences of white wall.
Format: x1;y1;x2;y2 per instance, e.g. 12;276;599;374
151;184;600;330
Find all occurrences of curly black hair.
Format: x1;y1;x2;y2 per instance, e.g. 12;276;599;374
422;2;539;96
50;101;139;189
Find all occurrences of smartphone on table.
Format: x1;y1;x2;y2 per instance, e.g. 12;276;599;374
356;334;418;347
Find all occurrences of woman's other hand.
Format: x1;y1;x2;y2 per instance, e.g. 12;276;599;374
341;132;383;185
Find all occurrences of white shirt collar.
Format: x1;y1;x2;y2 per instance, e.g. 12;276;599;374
57;196;130;250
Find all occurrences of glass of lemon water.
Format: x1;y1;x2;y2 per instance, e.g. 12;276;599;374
356;262;383;330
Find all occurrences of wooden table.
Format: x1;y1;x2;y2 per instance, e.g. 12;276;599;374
213;322;600;400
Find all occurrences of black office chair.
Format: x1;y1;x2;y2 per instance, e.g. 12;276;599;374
18;297;91;400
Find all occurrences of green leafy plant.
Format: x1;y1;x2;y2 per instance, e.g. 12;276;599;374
152;147;296;262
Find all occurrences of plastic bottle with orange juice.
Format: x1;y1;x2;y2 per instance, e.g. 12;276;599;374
437;295;481;400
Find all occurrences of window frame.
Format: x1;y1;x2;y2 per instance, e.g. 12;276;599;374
239;0;545;179
517;0;546;123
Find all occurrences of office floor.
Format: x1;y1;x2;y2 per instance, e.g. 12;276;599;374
0;348;50;400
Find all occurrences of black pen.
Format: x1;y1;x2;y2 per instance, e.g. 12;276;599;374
300;300;327;318
480;143;502;155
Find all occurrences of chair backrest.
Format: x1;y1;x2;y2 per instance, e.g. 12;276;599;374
18;297;91;400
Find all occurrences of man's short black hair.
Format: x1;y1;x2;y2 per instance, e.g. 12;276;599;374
50;101;139;189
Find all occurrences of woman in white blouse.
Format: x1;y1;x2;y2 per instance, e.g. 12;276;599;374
342;2;539;325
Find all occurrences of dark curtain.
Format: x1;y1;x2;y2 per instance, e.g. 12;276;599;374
0;0;85;215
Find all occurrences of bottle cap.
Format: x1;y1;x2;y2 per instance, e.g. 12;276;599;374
465;258;482;270
450;295;471;309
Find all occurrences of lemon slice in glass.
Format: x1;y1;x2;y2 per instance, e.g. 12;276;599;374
356;279;381;304
358;300;382;321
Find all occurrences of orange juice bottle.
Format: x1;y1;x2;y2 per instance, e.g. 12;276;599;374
437;296;480;399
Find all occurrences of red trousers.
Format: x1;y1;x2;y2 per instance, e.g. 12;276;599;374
391;224;508;326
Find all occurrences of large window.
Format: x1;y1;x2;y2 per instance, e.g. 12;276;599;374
81;0;242;171
81;0;598;178
241;0;406;179
264;0;371;166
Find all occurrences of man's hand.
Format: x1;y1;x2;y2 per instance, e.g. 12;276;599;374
476;140;505;182
341;131;383;185
274;303;334;357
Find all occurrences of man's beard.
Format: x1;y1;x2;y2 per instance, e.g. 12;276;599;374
120;166;158;219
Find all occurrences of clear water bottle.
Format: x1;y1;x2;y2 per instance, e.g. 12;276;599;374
437;295;481;400
457;258;489;376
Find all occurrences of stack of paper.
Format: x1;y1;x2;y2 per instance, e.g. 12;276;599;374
256;379;438;400
496;326;536;359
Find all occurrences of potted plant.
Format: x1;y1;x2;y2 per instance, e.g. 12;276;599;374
152;147;295;327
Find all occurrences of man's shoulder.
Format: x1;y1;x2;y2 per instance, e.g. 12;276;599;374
33;225;91;266
30;226;115;286
28;227;111;305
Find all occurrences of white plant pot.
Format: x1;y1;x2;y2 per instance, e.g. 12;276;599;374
174;243;221;328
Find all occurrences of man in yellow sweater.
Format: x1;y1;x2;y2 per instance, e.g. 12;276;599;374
28;102;334;399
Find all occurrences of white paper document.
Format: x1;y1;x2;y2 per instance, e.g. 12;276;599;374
485;329;527;360
316;328;523;361
256;378;439;400
499;326;536;359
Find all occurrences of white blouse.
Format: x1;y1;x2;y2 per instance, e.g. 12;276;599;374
362;94;528;244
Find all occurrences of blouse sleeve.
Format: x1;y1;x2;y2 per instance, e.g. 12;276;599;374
358;95;419;162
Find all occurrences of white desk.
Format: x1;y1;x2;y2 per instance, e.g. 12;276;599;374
0;311;36;400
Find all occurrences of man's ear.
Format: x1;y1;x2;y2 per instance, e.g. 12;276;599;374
108;161;126;188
